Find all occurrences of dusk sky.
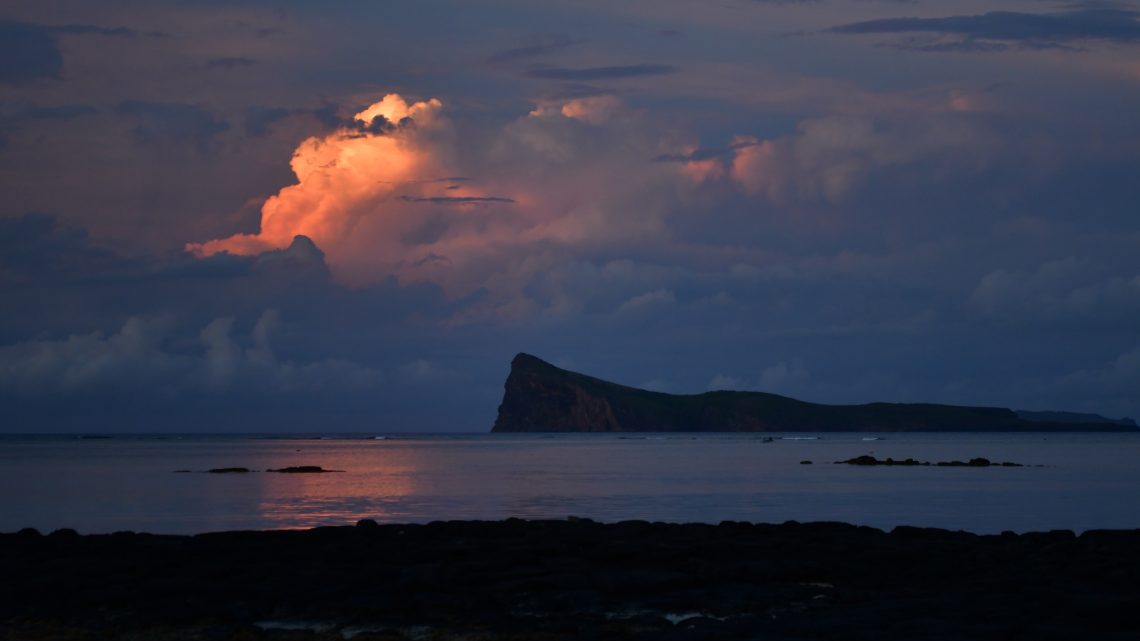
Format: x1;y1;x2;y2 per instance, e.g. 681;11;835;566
2;0;1139;431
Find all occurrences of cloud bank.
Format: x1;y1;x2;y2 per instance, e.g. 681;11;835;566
830;8;1140;51
187;93;702;313
0;310;382;397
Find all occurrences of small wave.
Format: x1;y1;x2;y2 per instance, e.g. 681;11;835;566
255;620;336;633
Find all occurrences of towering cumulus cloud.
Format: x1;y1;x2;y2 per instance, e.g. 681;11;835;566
188;92;695;309
188;94;463;286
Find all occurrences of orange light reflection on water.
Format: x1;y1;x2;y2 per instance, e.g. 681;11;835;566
252;443;418;529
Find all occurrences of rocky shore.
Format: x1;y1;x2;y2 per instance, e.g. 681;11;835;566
3;519;1139;640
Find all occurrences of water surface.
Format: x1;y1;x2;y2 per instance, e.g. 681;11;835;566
2;432;1137;534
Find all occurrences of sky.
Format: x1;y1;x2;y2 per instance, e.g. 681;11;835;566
1;0;1139;432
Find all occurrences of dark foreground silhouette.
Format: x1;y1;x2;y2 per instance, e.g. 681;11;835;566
3;519;1139;640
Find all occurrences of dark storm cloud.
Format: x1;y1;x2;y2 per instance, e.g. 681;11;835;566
0;20;169;85
6;103;98;120
242;102;349;137
525;64;677;80
0;99;93;156
486;36;585;64
352;114;405;135
243;106;291;136
0;213;125;283
0;219;473;431
0;103;97;132
117;100;230;151
0;21;63;84
830;9;1140;47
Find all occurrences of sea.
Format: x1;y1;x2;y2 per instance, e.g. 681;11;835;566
2;432;1138;535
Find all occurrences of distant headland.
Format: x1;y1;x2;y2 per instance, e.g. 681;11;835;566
492;353;1137;433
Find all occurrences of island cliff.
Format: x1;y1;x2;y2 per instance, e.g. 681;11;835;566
492;353;1137;432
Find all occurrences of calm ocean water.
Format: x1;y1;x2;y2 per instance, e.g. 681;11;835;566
2;432;1138;535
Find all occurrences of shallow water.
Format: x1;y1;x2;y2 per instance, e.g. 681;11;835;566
2;432;1138;534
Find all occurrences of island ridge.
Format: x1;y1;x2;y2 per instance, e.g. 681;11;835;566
492;353;1136;433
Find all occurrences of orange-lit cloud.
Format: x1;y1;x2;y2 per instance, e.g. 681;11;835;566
187;93;702;310
559;96;623;124
730;116;998;205
188;94;451;273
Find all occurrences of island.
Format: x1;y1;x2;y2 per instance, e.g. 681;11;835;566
492;353;1137;433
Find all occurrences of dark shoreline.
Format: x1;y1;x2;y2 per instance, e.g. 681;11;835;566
4;519;1139;640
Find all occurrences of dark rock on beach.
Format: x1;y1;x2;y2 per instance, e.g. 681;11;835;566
2;519;1139;640
266;465;341;473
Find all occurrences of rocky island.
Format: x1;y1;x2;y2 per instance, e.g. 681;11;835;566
492;353;1137;433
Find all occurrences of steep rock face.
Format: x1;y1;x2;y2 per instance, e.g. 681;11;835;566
492;354;627;432
491;353;1138;433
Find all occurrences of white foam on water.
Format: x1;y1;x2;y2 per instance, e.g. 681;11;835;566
254;620;335;633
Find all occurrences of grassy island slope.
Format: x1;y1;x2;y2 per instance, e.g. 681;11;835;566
492;353;1136;433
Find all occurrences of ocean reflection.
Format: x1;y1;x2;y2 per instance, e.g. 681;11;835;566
253;444;417;528
3;433;1140;534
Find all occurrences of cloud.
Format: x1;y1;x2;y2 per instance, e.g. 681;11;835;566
398;196;516;204
0;21;63;84
0;19;169;85
0;213;123;284
117;100;230;151
881;36;1075;53
525;64;677;80
241;103;351;137
532;82;611;101
0;310;383;397
207;56;255;69
50;24;168;38
0;102;96;151
971;258;1140;327
187;93;698;314
486;35;584;64
653;139;762;163
829;8;1140;50
1;103;97;122
707;374;748;391
556;95;623;125
188;94;455;273
244;106;292;136
1056;345;1140;420
759;360;810;390
614;288;676;317
182;92;1051;327
728;115;994;204
705;360;809;394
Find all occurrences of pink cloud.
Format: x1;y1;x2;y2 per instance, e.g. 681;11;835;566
186;93;702;314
